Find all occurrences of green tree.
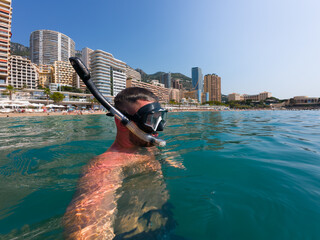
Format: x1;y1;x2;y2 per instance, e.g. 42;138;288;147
5;85;15;100
169;99;178;105
50;92;65;103
89;98;98;109
44;88;51;105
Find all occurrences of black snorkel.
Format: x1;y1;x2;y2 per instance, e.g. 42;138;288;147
69;57;166;147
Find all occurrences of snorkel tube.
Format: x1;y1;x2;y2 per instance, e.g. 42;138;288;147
69;57;166;147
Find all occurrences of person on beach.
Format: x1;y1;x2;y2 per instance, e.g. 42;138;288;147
63;87;171;239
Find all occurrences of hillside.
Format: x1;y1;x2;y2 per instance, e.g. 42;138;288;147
11;42;30;58
136;69;192;90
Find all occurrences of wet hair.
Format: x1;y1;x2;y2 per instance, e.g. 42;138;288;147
114;87;158;113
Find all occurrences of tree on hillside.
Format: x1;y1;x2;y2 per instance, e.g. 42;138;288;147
50;92;65;103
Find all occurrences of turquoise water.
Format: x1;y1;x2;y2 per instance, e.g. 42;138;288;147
1;111;320;239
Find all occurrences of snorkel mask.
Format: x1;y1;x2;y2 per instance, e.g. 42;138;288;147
125;102;168;133
69;57;166;147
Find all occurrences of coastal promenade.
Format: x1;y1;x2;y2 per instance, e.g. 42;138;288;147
0;106;229;118
0;110;106;118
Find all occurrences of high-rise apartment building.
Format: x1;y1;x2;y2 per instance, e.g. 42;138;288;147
76;47;93;90
30;30;75;65
90;50;126;97
204;74;221;102
161;72;171;88
53;61;77;87
172;79;182;89
191;67;203;92
192;67;203;103
0;0;12;87
81;47;93;69
8;55;38;89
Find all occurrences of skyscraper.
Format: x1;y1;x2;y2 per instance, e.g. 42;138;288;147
204;74;221;102
161;72;171;88
0;0;12;87
191;67;203;92
192;67;203;103
90;50;126;97
30;30;75;65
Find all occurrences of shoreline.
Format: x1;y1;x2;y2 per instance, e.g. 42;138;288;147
1;108;318;118
0;111;107;118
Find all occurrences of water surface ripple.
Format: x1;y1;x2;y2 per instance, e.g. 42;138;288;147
1;111;320;239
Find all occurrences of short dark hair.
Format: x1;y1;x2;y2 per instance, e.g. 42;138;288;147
114;87;158;112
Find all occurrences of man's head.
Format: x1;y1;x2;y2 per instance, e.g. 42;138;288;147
114;87;167;147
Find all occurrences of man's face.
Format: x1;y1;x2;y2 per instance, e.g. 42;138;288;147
126;100;157;147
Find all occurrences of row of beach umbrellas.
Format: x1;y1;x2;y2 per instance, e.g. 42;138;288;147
0;100;65;108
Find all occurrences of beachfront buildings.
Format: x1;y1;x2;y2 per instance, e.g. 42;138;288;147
38;64;54;88
204;74;221;102
90;49;126;97
0;0;12;87
126;78;170;103
8;55;38;89
53;61;77;88
243;92;272;101
169;88;181;103
228;93;243;101
30;30;75;65
228;92;272;102
291;96;320;105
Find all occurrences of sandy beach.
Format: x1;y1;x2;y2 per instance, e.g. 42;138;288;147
0;111;107;118
0;108;225;118
0;107;277;118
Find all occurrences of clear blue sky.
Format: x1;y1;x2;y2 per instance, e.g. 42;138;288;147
11;0;320;99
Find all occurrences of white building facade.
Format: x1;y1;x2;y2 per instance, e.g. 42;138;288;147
30;30;75;65
8;55;38;89
90;50;126;97
81;47;93;69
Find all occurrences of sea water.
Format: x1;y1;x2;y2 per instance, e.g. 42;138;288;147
0;111;320;239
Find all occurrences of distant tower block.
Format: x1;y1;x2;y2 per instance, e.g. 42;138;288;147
204;74;221;102
191;67;203;92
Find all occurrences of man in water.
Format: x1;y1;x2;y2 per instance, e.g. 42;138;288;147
64;87;170;239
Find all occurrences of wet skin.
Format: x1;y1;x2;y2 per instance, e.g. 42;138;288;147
63;100;168;239
63;147;167;239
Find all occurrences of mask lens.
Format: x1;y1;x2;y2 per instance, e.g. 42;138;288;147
145;112;161;131
132;102;168;133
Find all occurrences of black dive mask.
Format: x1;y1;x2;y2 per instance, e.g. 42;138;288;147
125;102;168;133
